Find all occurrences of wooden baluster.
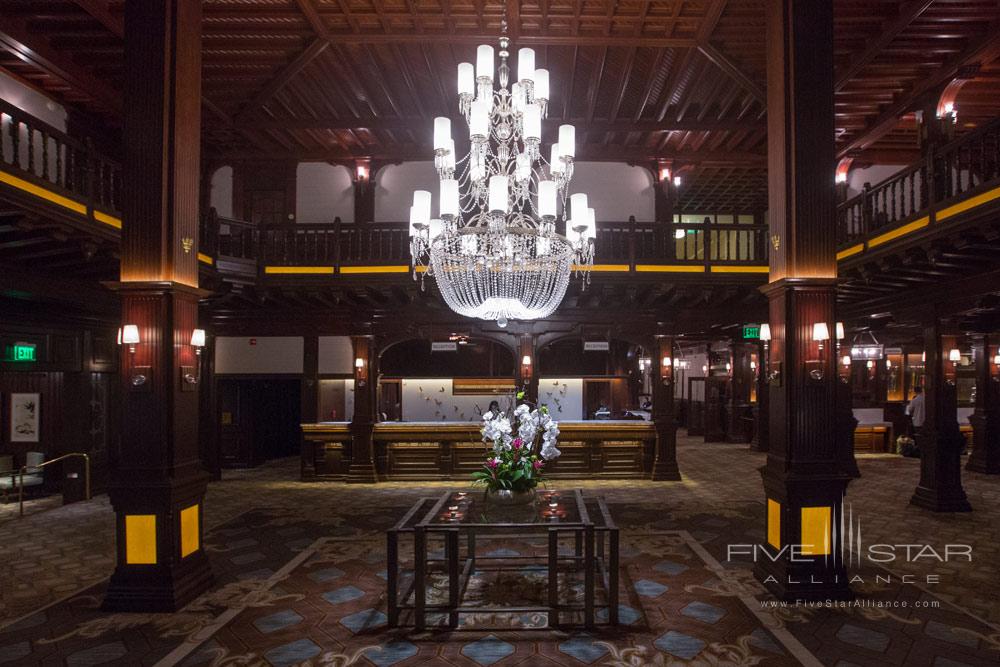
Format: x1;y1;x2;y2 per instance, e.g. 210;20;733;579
55;140;63;189
11;118;20;171
26;125;35;175
41;131;50;182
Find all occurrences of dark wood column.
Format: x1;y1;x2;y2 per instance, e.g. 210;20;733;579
519;334;538;404
348;335;378;483
968;334;1000;474
103;0;212;612
302;335;319;423
727;342;754;443
755;0;852;602
651;336;681;480
199;329;221;482
751;339;769;452
353;159;375;224
911;326;972;510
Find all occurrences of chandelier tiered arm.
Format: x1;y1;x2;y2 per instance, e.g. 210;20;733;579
408;35;595;326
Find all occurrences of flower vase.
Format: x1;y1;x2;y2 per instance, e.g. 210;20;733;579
485;488;537;506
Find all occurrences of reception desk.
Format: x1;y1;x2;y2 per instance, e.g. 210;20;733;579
301;421;656;481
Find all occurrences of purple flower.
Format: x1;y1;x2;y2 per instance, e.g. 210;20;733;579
485;458;499;470
533;460;543;470
512;437;523;449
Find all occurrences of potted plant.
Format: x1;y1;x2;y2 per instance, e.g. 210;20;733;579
473;399;561;505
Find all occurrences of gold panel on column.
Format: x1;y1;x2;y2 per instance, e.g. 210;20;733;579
125;515;157;565
766;499;781;549
180;504;200;558
800;506;831;556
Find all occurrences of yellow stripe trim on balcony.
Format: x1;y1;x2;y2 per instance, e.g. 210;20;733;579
92;210;122;229
867;216;929;249
936;185;1000;221
709;265;769;273
264;266;335;275
635;264;704;273
576;264;630;272
197;253;214;265
0;170;87;215
836;243;865;261
339;265;410;274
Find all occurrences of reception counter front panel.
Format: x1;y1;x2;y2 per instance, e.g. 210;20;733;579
301;421;656;481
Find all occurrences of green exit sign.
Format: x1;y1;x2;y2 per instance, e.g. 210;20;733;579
741;325;760;340
7;343;36;362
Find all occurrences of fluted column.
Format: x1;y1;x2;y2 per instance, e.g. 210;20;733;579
968;334;1000;474
103;0;212;612
651;336;681;480
348;335;379;483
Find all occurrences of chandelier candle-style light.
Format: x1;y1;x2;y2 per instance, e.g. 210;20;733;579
408;32;594;327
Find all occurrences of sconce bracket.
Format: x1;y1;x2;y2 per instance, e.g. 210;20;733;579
130;366;152;391
181;366;199;391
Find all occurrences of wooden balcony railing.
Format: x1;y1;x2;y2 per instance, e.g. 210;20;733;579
0;99;121;218
837;117;1000;248
210;214;769;272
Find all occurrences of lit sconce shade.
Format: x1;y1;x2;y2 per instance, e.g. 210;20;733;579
836;322;845;340
534;69;549;100
673;175;682;187
674;229;685;239
662;356;672;368
759;323;771;342
433;117;451;151
522;355;532;366
750;360;757;370
725;362;732;371
476;45;494;80
428;218;444;239
354;357;365;369
440;179;459;217
488;175;509;213
412;190;431;225
866;360;874;369
121;325;140;345
444;139;456;171
457;62;475;96
356;163;368;181
469;100;490;138
190;328;206;348
558;125;575;158
812;322;830;342
570;193;588;223
993;354;1000;365
516;153;531;181
834;171;848;184
549;144;564;174
538;180;557;218
517;48;535;83
886;358;892;368
842;355;852;367
523;104;541;140
949;348;961;362
116;327;122;345
660;167;671;182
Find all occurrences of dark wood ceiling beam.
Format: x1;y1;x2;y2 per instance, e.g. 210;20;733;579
313;33;696;48
0;14;122;114
835;0;934;91
240;37;331;116
697;42;766;106
295;0;331;38
837;26;1000;158
239;115;764;133
213;145;767;165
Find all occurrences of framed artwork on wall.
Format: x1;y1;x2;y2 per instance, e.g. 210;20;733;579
10;393;40;443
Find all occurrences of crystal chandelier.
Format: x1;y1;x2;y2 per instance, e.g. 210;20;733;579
408;31;595;327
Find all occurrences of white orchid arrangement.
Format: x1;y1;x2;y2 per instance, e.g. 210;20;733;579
473;400;561;493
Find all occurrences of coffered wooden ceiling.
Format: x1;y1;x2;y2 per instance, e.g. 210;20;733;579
1;0;999;212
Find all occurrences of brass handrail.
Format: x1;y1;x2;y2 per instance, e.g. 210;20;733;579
16;452;91;517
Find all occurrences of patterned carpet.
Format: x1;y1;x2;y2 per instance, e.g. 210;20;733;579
2;433;1000;666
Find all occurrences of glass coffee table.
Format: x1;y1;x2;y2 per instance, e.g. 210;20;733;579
386;489;619;630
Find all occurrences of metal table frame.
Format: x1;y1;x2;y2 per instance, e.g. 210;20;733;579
386;489;619;631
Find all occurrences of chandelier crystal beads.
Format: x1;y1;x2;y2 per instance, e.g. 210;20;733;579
409;34;594;326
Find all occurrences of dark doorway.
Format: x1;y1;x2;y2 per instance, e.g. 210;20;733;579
217;379;301;468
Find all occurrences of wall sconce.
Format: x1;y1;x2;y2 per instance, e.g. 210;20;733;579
121;325;140;354
190;329;206;355
673;175;682;187
841;355;851;367
809;322;830;380
355;356;367;387
759;323;771;343
521;354;533;381
948;348;961;362
659;167;671;182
